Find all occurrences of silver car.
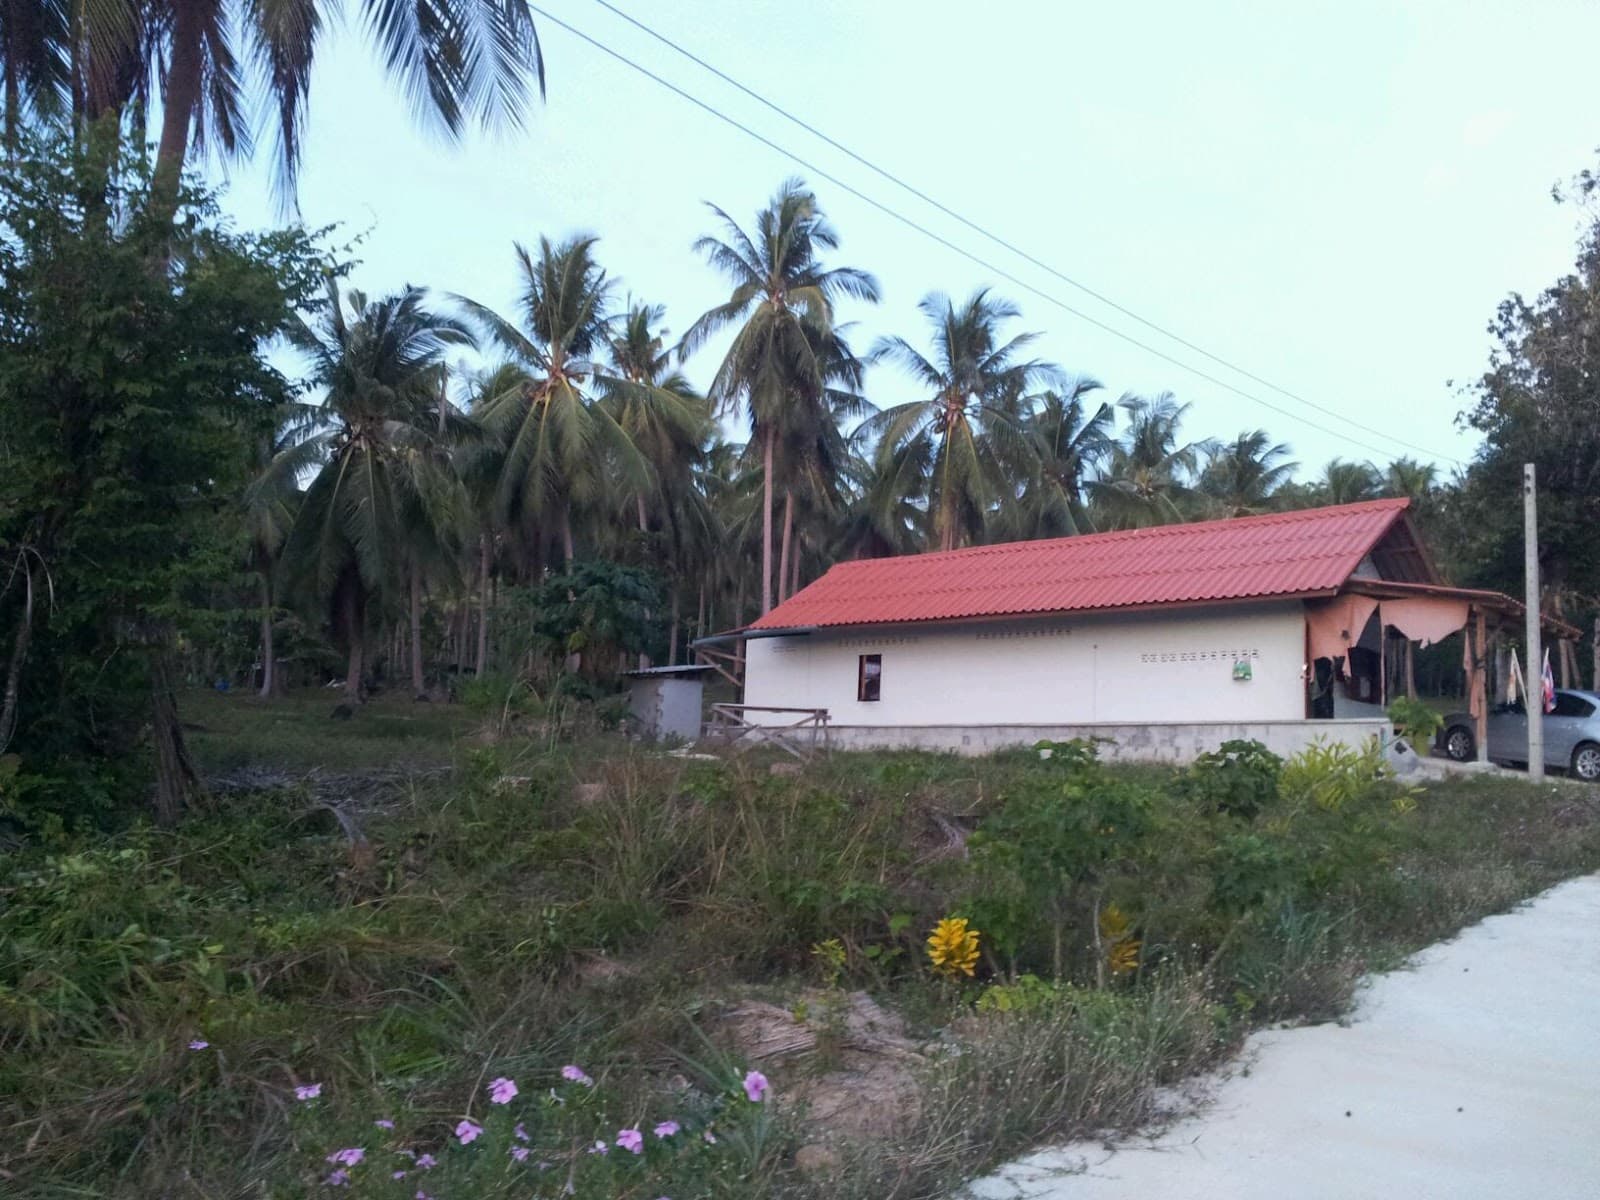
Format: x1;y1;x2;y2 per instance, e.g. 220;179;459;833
1439;689;1600;781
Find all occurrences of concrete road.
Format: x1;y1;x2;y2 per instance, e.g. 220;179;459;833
969;875;1600;1200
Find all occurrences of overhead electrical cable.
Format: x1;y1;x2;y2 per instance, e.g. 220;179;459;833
532;1;1460;465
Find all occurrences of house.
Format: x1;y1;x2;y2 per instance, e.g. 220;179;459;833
708;498;1571;761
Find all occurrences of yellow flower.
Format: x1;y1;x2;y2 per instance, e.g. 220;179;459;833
926;916;981;979
1099;904;1141;977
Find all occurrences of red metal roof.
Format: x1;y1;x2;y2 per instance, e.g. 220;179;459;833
749;498;1415;631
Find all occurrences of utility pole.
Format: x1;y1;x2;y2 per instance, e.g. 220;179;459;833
1523;463;1544;781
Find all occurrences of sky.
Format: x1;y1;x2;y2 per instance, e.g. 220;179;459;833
218;0;1600;480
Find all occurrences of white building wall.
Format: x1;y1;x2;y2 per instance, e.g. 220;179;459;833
742;602;1307;727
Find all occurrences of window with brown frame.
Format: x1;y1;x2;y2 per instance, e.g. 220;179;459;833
857;654;882;702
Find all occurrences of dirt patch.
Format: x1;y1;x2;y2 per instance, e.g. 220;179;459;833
719;990;927;1139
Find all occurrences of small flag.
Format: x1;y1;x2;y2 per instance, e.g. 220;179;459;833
1541;648;1556;714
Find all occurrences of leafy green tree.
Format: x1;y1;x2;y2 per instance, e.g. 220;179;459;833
526;560;662;683
0;135;322;827
684;178;879;611
280;282;475;703
869;289;1060;551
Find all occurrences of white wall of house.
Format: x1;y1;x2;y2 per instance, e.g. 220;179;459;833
742;601;1308;727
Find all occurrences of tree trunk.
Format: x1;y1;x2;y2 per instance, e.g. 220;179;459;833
149;648;203;825
343;580;366;704
257;573;275;699
636;492;649;534
153;0;203;212
475;535;491;677
777;489;794;604
790;536;802;599
0;598;34;752
409;563;426;698
760;425;775;614
560;511;576;566
668;587;681;666
1404;640;1416;699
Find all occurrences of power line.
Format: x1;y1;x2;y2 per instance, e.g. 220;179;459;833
529;2;1445;466
586;0;1466;468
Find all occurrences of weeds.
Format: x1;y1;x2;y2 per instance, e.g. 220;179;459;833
2;711;1598;1198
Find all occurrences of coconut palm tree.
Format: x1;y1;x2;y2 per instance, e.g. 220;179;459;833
279;282;475;702
1002;379;1114;539
1199;430;1298;518
1321;458;1382;505
683;178;879;612
869;290;1061;552
1087;393;1206;529
4;1;544;204
601;300;710;535
1383;457;1439;504
457;235;654;568
241;398;323;697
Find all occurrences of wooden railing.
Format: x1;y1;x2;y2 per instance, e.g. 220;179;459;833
704;704;831;760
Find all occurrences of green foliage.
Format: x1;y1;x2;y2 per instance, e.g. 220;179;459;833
524;560;663;675
1179;739;1284;821
1388;696;1445;749
0;133;325;829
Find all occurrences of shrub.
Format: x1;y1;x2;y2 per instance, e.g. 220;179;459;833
1179;739;1283;821
1388;695;1445;750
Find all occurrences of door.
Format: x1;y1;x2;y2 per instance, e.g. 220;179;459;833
1542;691;1596;768
1486;701;1526;762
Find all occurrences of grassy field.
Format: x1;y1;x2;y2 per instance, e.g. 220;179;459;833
3;696;1598;1199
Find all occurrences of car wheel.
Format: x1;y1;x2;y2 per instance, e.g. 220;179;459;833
1443;726;1475;762
1570;742;1600;783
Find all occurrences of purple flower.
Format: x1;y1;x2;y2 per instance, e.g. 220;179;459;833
324;1169;349;1187
588;1140;609;1155
560;1064;594;1087
742;1070;770;1102
295;1083;323;1101
392;1171;407;1181
488;1075;518;1104
513;1122;530;1142
188;1039;209;1051
653;1120;680;1138
415;1154;437;1170
325;1148;365;1167
703;1129;718;1145
415;1192;432;1200
455;1118;483;1145
616;1127;644;1154
510;1146;530;1162
374;1118;394;1130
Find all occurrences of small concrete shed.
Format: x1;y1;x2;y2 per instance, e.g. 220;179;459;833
625;665;713;743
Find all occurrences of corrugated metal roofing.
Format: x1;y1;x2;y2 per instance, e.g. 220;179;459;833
749;498;1414;631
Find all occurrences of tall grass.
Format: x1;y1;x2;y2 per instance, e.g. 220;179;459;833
2;720;1597;1197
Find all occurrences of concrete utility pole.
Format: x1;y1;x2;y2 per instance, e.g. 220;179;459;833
1524;463;1544;781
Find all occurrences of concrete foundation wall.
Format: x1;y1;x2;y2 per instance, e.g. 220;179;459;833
817;718;1389;762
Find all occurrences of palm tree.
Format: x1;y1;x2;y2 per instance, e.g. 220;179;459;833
3;1;545;205
458;236;654;568
683;178;879;612
1383;457;1438;504
1087;393;1206;529
279;282;475;702
1321;458;1382;505
1003;379;1114;539
869;289;1061;552
601;300;711;535
1199;430;1298;518
839;436;931;559
241;398;324;697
